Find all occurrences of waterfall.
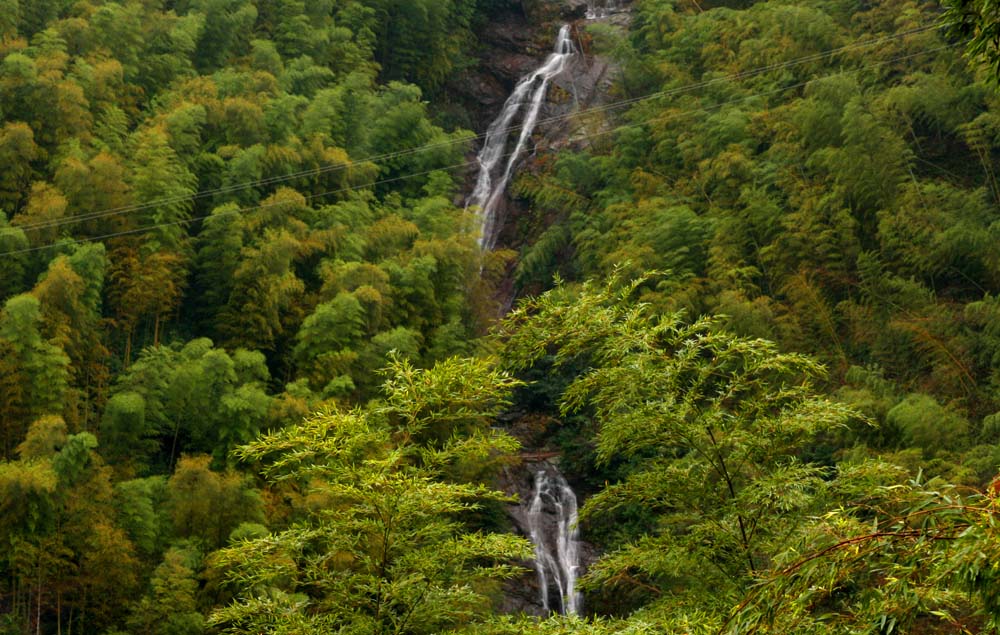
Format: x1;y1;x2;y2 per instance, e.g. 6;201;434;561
525;468;582;615
586;1;622;19
467;25;575;251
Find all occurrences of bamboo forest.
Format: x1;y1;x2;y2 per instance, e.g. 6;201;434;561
4;0;1000;632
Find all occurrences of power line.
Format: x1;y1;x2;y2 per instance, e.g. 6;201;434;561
3;162;482;258
9;23;946;234
0;42;957;260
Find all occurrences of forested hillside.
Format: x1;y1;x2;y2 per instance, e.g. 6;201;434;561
519;0;1000;481
0;0;507;457
0;0;504;631
3;0;1000;633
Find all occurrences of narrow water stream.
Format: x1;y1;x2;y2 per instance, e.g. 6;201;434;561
526;468;583;615
586;1;624;18
467;25;575;250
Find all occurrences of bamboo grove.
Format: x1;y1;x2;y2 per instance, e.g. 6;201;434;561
4;0;1000;633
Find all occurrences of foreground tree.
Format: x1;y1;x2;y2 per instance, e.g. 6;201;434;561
494;274;1000;633
210;357;530;635
500;273;859;622
944;0;1000;80
724;472;1000;634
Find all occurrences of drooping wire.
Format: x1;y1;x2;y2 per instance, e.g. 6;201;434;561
0;42;958;258
9;23;945;234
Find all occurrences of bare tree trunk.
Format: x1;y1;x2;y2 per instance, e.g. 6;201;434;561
169;419;182;471
79;588;86;635
35;560;41;635
124;328;133;368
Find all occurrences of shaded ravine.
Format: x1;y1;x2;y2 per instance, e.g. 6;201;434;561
468;8;630;610
468;7;629;610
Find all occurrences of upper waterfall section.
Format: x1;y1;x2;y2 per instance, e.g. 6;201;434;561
586;0;625;19
466;25;576;251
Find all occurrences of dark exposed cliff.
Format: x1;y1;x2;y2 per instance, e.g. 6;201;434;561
446;1;630;248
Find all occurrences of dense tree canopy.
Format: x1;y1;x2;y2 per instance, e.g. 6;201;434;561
0;1;496;632
3;0;1000;633
516;0;1000;450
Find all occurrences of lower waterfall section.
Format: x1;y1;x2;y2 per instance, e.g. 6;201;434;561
524;466;583;615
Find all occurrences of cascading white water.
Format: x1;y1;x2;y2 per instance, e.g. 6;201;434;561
526;469;582;615
586;0;623;19
467;25;575;251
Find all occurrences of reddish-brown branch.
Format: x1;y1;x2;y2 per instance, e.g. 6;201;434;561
718;525;970;634
606;571;664;596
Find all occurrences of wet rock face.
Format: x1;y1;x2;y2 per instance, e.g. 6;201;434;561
523;0;591;21
468;25;576;251
450;0;632;303
445;8;535;130
445;0;618;132
490;5;632;253
448;0;633;140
